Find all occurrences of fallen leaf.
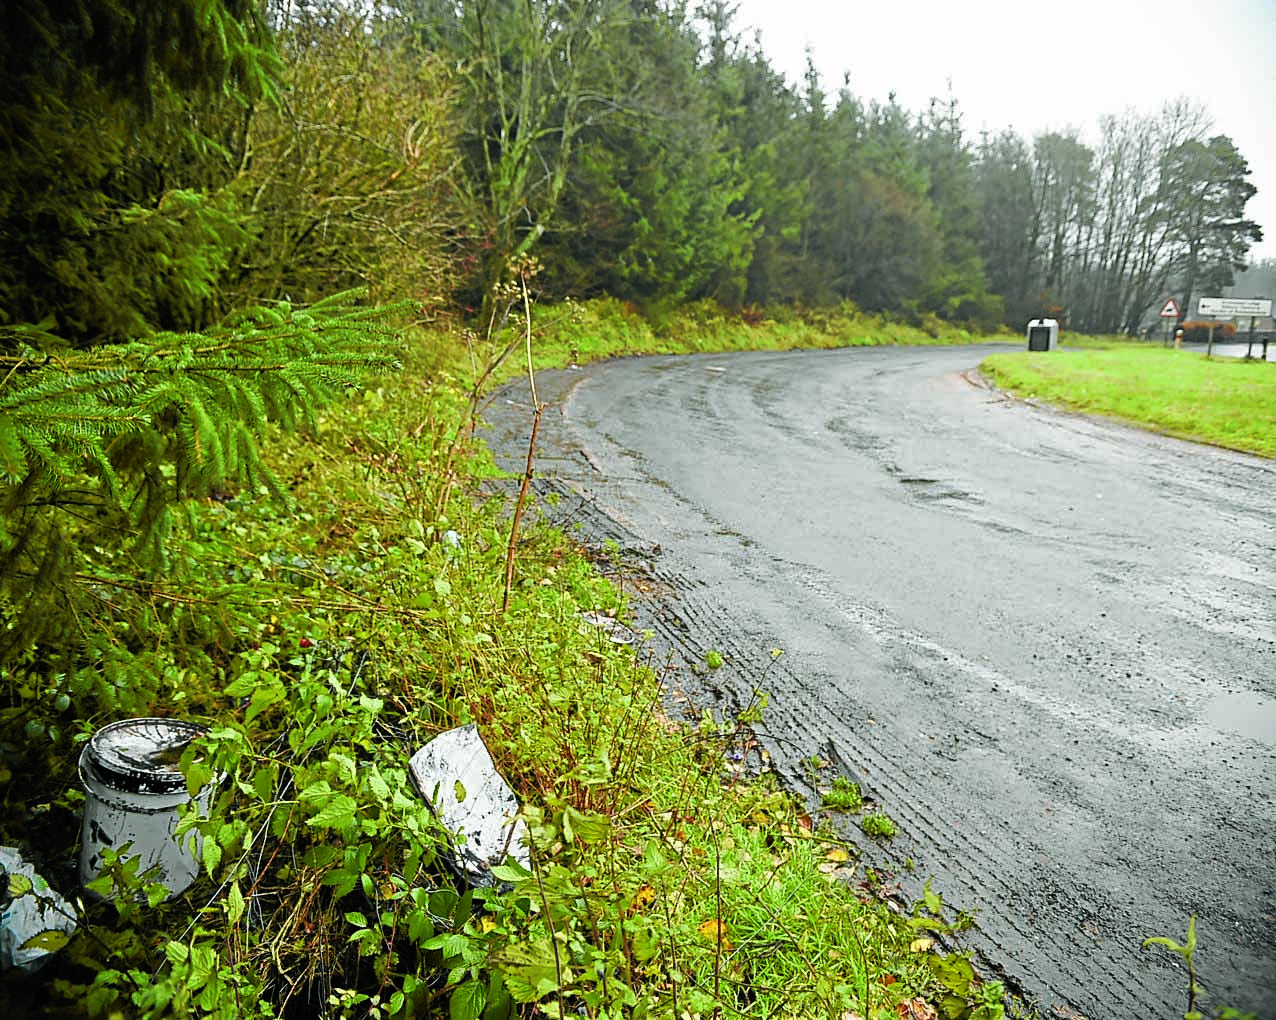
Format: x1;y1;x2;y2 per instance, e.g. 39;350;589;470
826;847;852;863
896;998;939;1020
697;919;733;950
910;937;935;953
632;885;657;910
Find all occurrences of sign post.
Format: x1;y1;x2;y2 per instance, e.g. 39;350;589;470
1158;297;1180;348
1198;297;1273;359
1198;297;1273;318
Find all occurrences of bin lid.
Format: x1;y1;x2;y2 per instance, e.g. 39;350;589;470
84;718;204;795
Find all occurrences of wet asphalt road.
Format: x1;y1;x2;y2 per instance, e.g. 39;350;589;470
483;344;1276;1018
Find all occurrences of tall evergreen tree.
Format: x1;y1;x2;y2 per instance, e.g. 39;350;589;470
974;130;1039;325
536;0;750;306
0;1;280;344
915;95;1000;325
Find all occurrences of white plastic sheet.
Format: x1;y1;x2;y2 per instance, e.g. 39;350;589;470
0;846;77;972
408;725;530;886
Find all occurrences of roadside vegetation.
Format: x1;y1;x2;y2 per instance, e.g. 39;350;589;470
1;309;1007;1019
1;1;1263;1017
981;345;1276;458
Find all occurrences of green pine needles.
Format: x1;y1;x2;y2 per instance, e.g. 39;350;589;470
0;291;401;654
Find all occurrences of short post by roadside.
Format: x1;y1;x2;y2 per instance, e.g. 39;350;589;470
1158;297;1180;347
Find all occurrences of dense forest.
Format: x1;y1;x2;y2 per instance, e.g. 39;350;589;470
0;0;1265;350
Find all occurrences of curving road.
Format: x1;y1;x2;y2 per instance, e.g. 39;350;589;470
483;345;1276;1018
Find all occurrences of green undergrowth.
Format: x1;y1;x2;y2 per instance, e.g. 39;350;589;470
981;346;1276;458
500;297;1011;377
0;318;1004;1018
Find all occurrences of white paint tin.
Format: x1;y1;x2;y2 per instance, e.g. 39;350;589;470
78;718;210;900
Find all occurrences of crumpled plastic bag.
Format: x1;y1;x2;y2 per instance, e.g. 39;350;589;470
0;845;78;972
408;725;531;887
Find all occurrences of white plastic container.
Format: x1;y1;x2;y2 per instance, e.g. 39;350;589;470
1026;317;1059;351
78;718;210;901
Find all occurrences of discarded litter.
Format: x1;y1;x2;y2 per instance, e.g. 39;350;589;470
578;610;639;646
0;846;77;973
408;725;530;887
78;718;213;901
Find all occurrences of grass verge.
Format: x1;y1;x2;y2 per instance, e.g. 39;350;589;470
523;297;1011;372
1;304;1007;1019
981;346;1276;458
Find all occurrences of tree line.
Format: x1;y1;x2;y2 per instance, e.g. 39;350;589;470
0;0;1264;349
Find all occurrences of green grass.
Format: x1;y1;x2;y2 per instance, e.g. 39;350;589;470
519;297;1011;376
820;776;865;811
861;813;898;840
981;346;1276;458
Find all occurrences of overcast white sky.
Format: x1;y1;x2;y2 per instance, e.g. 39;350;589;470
731;0;1276;261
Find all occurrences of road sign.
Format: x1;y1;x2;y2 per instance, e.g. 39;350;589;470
1158;298;1180;318
1198;296;1273;318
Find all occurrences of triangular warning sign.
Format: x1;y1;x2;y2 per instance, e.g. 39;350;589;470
1159;298;1180;318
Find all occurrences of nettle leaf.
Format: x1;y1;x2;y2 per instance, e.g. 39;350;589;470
365;767;391;804
929;953;976;996
226;881;246;924
202;837;222;877
490;860;533;883
492;940;565;1003
7;873;34;898
307;793;358;830
188;944;217;990
298;778;334;803
449;979;487;1020
20;929;71;953
246;681;285;723
329;752;358;786
251;762;278;803
562;805;610;845
422;932;469;960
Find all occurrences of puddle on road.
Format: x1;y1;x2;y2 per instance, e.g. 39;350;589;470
1205;690;1276;746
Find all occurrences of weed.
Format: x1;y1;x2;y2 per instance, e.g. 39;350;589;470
704;648;724;670
861;812;898;839
1143;916;1258;1020
821;776;865;811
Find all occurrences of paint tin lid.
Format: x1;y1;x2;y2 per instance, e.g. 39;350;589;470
82;718;204;796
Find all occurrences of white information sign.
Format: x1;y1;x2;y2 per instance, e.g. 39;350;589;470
1198;296;1273;318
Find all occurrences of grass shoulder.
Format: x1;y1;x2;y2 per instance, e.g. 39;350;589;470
980;344;1276;458
513;297;1012;376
